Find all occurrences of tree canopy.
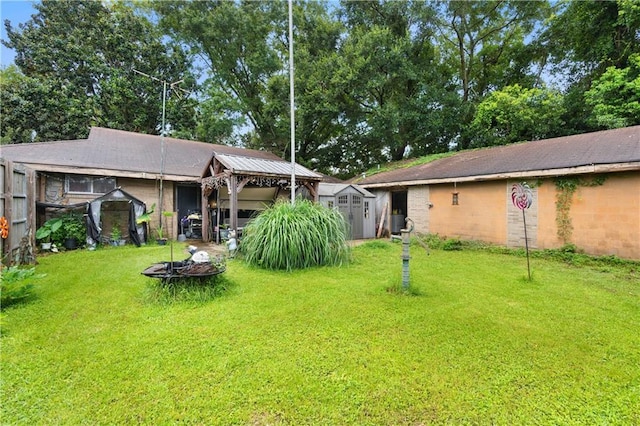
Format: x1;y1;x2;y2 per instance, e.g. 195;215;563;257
2;0;196;143
2;0;638;177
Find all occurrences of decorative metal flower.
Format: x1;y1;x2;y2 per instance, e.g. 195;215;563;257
511;183;533;211
0;216;8;239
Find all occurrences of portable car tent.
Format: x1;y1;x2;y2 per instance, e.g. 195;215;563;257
86;188;147;247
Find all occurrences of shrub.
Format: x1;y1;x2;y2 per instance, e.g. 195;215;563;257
442;238;463;251
54;212;87;247
0;266;40;308
240;199;350;271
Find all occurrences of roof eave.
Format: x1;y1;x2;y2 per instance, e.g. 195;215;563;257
18;163;200;182
360;162;640;189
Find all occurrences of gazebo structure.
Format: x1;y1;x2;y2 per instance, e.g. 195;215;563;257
200;152;322;242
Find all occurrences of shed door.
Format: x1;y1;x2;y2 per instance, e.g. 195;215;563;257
337;193;364;240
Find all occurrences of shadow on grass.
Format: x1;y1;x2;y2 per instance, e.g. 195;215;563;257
142;274;236;305
385;282;424;297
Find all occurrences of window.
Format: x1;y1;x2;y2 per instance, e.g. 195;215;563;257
66;175;116;194
338;195;348;205
327;201;334;209
452;192;459;205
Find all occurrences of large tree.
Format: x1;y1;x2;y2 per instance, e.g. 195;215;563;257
150;1;286;149
584;53;640;129
469;84;565;147
2;0;196;143
434;0;551;149
540;0;640;134
325;0;449;173
151;0;349;173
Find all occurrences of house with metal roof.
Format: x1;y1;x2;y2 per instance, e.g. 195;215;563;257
1;127;322;244
352;126;640;259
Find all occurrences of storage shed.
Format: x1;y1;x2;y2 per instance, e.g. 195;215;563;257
318;183;376;239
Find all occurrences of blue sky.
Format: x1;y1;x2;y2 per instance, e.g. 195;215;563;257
1;0;36;67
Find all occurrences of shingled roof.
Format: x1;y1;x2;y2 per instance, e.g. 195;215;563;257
354;126;640;188
1;127;282;181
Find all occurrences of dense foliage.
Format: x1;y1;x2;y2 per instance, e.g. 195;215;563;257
2;0;638;177
0;266;39;308
240;199;349;271
2;0;196;143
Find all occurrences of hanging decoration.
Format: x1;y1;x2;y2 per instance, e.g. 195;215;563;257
0;216;8;239
511;182;533;280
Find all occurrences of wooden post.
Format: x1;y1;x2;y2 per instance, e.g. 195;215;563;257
377;202;388;238
201;190;210;242
229;175;238;233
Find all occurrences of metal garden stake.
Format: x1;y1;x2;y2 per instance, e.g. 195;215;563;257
511;183;534;280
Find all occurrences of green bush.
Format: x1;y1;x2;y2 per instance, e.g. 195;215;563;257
240;199;350;270
442;238;463;251
0;266;40;308
52;212;86;247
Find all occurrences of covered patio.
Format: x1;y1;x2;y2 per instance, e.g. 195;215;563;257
200;153;322;243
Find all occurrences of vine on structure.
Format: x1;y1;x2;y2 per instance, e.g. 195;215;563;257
554;175;607;244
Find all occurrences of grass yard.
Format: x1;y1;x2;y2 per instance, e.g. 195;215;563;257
1;241;639;424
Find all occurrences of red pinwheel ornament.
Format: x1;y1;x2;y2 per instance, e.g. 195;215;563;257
511;182;533;280
511;183;533;210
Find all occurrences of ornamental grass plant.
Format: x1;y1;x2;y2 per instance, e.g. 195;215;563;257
240;199;350;270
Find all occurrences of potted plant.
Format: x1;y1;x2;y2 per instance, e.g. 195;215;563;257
60;212;86;250
156;211;174;245
136;203;155;245
135;204;173;245
35;217;62;250
110;224;126;246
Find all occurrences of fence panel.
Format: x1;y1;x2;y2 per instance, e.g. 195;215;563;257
1;158;36;265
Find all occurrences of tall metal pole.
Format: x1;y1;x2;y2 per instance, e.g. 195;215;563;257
288;0;296;204
159;80;166;225
133;69;183;226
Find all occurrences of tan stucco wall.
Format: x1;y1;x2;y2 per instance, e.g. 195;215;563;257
396;170;639;259
537;172;640;258
426;180;508;244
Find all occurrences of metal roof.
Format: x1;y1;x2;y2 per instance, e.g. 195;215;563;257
354;126;640;187
214;154;322;179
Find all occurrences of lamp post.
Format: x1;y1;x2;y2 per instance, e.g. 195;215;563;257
133;69;184;225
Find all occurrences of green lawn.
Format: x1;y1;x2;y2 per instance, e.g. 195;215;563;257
1;241;639;425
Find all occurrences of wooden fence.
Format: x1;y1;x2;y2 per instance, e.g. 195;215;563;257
1;158;37;265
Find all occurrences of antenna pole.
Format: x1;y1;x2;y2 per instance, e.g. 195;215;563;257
133;69;185;227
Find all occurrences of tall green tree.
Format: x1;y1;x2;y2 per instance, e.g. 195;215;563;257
541;0;640;134
151;0;349;172
2;0;196;142
326;0;447;173
584;54;640;129
469;84;565;147
434;0;551;149
0;65;89;143
151;1;285;149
